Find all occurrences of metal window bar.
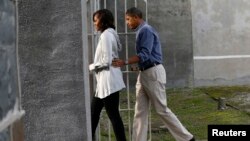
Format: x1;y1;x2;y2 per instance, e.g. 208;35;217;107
87;0;149;140
124;1;131;140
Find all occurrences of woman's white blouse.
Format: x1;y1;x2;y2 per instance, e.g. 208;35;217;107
89;28;125;99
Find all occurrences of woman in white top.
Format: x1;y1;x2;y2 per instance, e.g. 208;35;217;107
89;9;126;141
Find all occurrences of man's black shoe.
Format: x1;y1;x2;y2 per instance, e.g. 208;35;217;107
189;137;195;141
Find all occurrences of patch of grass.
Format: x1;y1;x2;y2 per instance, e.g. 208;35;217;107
199;86;250;115
97;87;250;141
198;85;250;99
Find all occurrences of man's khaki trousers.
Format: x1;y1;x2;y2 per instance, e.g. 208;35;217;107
132;64;193;141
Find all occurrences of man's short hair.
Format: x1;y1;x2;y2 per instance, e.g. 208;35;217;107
126;7;143;19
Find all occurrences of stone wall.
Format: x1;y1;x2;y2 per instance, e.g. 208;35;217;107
18;0;91;140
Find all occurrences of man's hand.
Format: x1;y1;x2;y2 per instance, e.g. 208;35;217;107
112;58;125;67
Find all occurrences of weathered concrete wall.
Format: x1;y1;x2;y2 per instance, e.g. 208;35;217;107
148;0;194;87
18;0;91;141
191;0;250;86
0;0;17;140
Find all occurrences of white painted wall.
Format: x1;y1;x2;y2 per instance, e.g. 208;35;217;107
191;0;250;86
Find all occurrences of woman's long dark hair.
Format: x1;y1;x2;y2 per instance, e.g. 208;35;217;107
93;9;115;32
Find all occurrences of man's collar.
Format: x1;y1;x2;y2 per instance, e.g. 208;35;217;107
135;21;146;31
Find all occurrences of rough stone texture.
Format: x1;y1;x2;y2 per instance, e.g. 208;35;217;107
0;0;17;140
18;0;90;141
192;0;250;86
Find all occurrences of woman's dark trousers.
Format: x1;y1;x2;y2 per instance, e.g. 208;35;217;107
91;92;126;141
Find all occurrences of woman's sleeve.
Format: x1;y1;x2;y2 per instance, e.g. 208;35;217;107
100;32;113;66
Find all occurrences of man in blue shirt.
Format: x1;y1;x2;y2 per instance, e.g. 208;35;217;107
112;7;195;141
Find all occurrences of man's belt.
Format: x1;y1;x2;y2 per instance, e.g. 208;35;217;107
140;62;160;71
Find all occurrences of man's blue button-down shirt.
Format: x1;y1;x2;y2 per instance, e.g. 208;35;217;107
135;22;163;70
